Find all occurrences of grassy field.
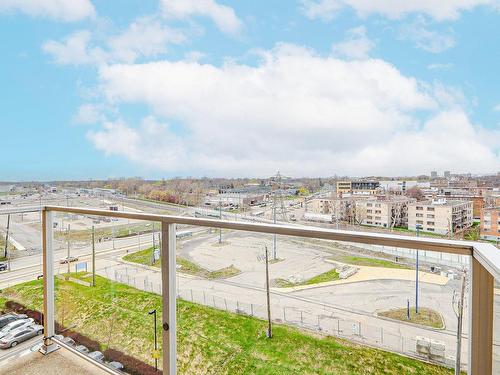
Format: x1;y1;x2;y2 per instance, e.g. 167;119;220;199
123;247;241;280
54;222;157;243
273;268;340;288
334;255;410;269
378;307;445;329
0;275;454;375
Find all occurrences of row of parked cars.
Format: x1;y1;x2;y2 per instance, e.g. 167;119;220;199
0;313;44;349
53;334;124;372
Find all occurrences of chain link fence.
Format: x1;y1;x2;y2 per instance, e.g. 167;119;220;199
104;266;469;370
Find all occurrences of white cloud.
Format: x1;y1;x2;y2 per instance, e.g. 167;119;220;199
42;17;185;65
427;63;454;70
0;0;95;22
42;31;107;65
400;18;456;53
87;117;186;168
332;26;374;59
493;103;500;111
300;0;493;21
107;17;185;63
161;0;242;35
85;43;500;176
73;103;105;124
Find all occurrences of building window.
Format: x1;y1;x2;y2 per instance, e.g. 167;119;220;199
427;207;435;211
375;210;381;214
417;220;423;224
427;214;435;218
416;213;423;218
427;221;435;226
367;209;372;213
367;203;372;207
416;206;423;210
367;215;372;219
375;204;381;208
366;221;372;224
427;228;435;232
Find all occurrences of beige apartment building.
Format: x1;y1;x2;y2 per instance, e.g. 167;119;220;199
480;207;500;241
408;199;473;235
356;197;415;228
307;196;414;228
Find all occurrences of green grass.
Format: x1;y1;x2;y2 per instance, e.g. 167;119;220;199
123;247;241;280
336;256;410;269
273;268;340;288
55;222;157;242
0;276;454;374
378;307;445;329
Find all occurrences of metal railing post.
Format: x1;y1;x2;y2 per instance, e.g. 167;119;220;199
468;257;493;374
161;222;176;375
40;209;59;354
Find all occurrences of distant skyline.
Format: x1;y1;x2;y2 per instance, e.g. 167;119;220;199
1;0;499;180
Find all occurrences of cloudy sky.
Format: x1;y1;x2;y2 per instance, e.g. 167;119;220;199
0;0;499;180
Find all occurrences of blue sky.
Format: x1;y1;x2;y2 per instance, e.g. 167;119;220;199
0;0;499;181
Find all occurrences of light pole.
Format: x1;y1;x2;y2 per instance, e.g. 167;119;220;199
415;224;422;314
148;309;158;371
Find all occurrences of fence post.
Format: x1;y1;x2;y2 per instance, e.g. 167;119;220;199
212;296;216;308
380;327;383;344
203;291;206;305
251;303;254;316
469;257;494;375
40;209;58;355
283;307;286;322
160;222;176;375
224;298;228;311
190;289;193;302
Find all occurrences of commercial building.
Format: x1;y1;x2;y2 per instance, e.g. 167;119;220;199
480;207;500;241
336;180;379;194
408;199;473;235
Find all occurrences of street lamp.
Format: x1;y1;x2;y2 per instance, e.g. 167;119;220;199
415;224;422;314
148;309;158;371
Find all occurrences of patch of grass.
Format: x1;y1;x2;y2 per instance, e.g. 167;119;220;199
0;276;454;374
273;268;339;288
123;247;241;280
55;222;156;243
379;307;444;329
336;255;410;269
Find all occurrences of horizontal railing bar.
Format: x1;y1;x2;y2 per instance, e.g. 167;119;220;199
51;337;122;375
44;205;473;256
0;206;41;215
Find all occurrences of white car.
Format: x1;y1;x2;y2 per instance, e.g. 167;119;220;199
0;318;34;339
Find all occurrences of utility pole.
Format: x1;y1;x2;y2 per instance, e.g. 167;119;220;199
272;199;277;260
219;198;222;244
415;224;421;314
92;226;96;287
3;214;10;259
265;245;272;338
454;272;467;375
67;224;71;276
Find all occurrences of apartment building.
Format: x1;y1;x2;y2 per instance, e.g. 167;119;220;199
480;207;500;241
356;197;415;228
408;199;473;235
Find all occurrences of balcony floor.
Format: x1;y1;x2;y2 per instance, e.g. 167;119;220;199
0;346;110;375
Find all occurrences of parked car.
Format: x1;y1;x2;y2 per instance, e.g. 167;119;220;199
0;263;7;272
0;318;34;339
59;256;79;264
0;325;43;349
75;345;89;354
0;314;28;329
107;361;124;370
88;351;105;362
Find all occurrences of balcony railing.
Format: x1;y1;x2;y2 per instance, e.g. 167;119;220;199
2;204;499;374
